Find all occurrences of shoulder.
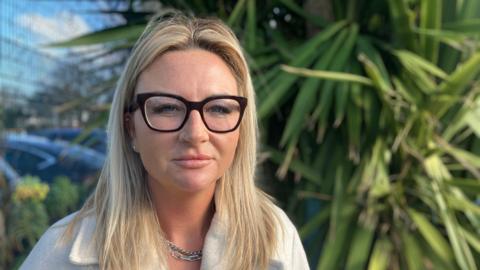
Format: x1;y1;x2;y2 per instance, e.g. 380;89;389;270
19;211;98;270
270;204;311;270
271;204;297;233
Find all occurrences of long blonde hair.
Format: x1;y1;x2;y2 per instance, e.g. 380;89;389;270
68;12;281;269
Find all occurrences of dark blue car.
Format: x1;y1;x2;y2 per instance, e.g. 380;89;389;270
30;128;107;154
0;133;105;183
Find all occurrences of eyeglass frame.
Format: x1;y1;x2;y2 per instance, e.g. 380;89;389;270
126;92;248;133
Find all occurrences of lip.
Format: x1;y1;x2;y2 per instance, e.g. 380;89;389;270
172;154;213;169
174;154;213;160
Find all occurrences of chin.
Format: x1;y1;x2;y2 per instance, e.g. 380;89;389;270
174;182;217;194
172;174;219;194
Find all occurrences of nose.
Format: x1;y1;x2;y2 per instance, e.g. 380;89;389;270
179;110;209;143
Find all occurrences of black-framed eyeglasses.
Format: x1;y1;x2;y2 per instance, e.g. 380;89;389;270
127;92;248;133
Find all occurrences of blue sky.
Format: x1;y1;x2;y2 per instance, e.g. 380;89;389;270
0;0;124;96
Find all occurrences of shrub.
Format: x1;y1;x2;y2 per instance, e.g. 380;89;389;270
7;176;49;267
44;176;80;223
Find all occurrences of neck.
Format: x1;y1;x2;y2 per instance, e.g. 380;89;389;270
147;176;216;251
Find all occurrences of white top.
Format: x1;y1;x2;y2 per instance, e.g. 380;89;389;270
20;206;310;270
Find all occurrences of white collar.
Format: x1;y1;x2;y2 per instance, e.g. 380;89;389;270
68;214;98;265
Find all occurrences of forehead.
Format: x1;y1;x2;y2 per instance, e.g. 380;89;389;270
135;49;238;99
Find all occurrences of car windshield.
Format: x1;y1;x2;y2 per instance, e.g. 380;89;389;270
57;143;105;167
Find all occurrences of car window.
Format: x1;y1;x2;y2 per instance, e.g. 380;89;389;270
3;148;46;174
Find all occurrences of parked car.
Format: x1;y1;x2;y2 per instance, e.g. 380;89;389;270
0;133;105;183
30;128;107;154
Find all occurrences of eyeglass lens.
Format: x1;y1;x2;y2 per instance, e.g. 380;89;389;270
144;96;242;132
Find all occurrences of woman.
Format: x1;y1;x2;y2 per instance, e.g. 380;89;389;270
20;12;309;270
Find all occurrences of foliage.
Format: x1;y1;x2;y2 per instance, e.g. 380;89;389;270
8;198;49;253
8;176;49;261
46;0;480;269
45;176;80;223
12;176;49;203
0;175;81;269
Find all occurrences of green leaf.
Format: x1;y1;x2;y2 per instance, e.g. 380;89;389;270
388;0;416;50
313;25;360;141
438;139;480;178
394;50;447;79
419;0;442;63
334;80;349;127
317;203;356;270
465;99;480;138
446;145;480;167
367;236;392;270
277;138;297;179
345;222;376;270
279;28;350;146
441;106;470;142
254;65;281;94
401;230;424;270
258;20;347;118
358;139;389;194
444;19;480;33
461;227;480;253
246;0;256;51
430;181;478;270
439;51;480;95
346;79;363;162
227;0;246;26
357;54;394;101
46;24;146;47
299;204;331;239
446;179;480;195
423;154;452;181
280;65;373;86
407;208;455;262
268;29;295;61
447;194;480;215
412;28;469;50
458;0;480;19
265;146;322;185
250;54;280;70
329;161;346;240
356;37;392;86
398;58;437;94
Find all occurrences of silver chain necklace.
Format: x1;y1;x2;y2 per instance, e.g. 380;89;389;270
166;240;203;261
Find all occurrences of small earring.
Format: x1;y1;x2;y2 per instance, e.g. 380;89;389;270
132;143;137;152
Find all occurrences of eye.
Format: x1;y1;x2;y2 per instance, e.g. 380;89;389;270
204;99;241;117
150;103;184;115
206;105;232;114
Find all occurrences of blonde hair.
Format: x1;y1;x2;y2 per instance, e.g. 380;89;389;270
67;12;281;269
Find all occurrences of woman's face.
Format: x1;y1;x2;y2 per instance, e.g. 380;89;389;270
129;49;240;195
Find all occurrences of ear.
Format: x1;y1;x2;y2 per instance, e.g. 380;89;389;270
124;113;136;140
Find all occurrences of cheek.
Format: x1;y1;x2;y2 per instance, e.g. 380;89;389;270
219;132;240;167
132;113;146;138
132;115;174;161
